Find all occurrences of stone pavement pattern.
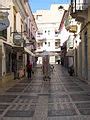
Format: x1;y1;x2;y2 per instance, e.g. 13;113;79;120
0;65;90;120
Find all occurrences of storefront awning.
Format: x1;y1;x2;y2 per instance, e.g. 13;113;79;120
66;49;74;57
24;47;35;56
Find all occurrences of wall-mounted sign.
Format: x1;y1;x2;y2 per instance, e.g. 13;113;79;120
13;33;22;40
0;11;10;31
13;32;23;46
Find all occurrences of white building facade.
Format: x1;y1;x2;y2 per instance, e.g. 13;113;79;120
34;4;69;64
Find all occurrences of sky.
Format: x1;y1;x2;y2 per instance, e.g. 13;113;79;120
29;0;70;13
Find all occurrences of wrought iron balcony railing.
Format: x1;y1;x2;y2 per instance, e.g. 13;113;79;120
71;1;88;13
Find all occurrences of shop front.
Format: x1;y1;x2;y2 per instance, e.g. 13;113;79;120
0;38;13;83
12;46;24;79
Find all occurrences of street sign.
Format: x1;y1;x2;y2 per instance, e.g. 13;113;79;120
0;11;10;31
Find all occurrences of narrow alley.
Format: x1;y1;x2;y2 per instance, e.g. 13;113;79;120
0;65;90;120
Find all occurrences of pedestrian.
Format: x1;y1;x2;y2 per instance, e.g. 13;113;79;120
18;66;24;79
42;55;51;80
26;61;32;80
68;65;74;76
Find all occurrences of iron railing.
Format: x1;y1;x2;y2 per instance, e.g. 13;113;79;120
71;0;88;13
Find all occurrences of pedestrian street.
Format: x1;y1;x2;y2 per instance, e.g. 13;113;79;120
0;65;90;120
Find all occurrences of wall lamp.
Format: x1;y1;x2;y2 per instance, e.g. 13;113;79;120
58;6;64;10
58;5;67;11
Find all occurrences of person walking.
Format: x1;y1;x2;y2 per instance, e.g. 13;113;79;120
26;61;32;80
42;55;51;80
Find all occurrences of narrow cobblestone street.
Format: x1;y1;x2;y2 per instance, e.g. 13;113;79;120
0;65;90;120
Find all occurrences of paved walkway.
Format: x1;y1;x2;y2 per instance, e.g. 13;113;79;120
0;65;90;120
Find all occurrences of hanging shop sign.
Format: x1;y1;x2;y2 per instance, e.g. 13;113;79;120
0;11;10;31
13;32;23;46
13;33;22;40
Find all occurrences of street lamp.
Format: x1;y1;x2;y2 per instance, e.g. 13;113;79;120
58;5;67;11
58;5;64;10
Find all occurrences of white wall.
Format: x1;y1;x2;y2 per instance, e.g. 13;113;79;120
37;57;42;64
34;4;69;54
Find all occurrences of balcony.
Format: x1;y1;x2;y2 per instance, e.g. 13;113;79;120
65;18;77;33
70;1;88;22
36;36;46;42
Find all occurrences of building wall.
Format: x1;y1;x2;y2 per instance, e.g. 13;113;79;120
80;15;89;82
70;0;90;83
0;0;37;83
87;6;90;83
1;1;23;78
34;4;69;63
0;40;2;79
81;27;85;79
78;42;82;78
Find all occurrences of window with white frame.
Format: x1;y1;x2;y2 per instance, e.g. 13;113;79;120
48;42;50;47
55;39;60;49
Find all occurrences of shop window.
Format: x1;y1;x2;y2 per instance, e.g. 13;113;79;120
0;29;7;39
6;52;11;73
